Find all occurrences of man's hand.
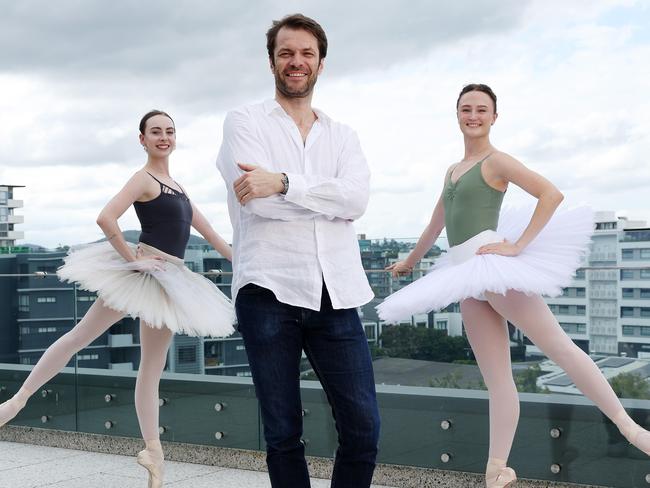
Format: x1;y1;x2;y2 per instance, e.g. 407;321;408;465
234;163;285;205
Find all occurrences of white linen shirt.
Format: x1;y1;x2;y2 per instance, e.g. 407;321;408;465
216;99;374;311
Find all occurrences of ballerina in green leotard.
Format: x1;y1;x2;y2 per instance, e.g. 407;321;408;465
379;84;650;487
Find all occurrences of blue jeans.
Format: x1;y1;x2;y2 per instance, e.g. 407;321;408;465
235;283;380;488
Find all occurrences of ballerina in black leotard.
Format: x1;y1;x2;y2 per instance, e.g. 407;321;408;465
0;110;235;488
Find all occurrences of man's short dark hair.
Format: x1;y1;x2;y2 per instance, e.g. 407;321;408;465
266;14;328;62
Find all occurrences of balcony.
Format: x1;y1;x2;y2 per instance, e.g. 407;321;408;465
6;198;23;208
2;262;650;487
6;214;24;224
0;230;24;240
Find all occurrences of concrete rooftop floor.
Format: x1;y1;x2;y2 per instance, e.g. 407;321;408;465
0;440;396;488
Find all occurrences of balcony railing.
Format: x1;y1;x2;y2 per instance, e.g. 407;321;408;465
2;257;650;486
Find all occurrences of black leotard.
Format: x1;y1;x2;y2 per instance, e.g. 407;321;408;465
133;172;193;259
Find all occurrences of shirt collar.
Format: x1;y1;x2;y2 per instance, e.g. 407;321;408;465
263;98;330;126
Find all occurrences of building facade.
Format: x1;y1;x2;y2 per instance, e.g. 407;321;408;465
0;185;25;249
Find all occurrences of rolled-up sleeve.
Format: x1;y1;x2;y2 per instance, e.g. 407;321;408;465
217;110;319;221
283;130;370;221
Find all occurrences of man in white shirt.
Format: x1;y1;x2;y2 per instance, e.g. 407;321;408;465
216;13;380;488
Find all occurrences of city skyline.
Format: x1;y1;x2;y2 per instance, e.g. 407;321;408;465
1;1;649;248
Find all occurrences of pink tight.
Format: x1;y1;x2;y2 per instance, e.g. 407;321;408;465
462;290;648;463
0;298;172;442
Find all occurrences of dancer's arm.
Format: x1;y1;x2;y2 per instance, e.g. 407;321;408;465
235;131;370;220
476;152;564;256
96;171;162;267
386;166;451;277
189;202;233;261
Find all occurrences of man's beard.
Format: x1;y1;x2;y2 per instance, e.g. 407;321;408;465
274;68;319;99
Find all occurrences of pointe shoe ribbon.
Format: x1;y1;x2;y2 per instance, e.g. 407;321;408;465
136;449;164;488
486;466;517;488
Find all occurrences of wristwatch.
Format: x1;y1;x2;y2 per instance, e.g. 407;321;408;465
280;173;289;195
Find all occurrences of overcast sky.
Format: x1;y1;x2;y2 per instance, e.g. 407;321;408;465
1;0;649;248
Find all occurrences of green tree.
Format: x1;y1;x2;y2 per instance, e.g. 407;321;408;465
514;364;548;393
609;372;650;399
380;325;471;362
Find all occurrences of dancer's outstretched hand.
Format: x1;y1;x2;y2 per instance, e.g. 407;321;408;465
386;261;414;277
132;248;165;272
476;239;521;257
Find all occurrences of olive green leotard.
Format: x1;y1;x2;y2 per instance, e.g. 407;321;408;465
443;155;505;247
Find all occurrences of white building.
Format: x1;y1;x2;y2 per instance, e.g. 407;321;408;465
0;184;25;249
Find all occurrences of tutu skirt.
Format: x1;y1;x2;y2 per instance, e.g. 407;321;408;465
57;241;235;337
376;206;593;323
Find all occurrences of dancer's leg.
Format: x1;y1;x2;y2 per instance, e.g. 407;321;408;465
485;290;650;453
134;321;172;488
0;299;123;427
461;297;520;480
135;321;172;442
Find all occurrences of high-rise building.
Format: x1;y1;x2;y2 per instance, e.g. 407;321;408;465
0;185;25;249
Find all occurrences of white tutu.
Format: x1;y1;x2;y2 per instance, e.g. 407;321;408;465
57;241;235;337
376;206;593;323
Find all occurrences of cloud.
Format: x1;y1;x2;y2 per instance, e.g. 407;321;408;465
3;0;650;247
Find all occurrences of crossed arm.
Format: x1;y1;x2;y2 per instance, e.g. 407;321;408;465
217;110;371;221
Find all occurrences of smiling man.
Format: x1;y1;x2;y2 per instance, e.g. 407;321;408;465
216;13;380;488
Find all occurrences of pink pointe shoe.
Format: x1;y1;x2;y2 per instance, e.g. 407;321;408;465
136;447;164;488
486;458;517;488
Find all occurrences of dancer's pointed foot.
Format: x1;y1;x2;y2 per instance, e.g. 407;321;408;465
486;458;517;488
0;387;30;428
615;410;650;456
136;440;164;488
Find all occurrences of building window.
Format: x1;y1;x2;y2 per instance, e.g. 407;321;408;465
178;346;197;364
77;353;99;360
236;344;245;351
642;308;650;317
622;326;635;336
436;320;448;330
236;371;252;377
642;289;650;299
18;295;29;312
77;295;97;302
576;287;586;298
621;269;635;280
621;307;635;317
641;249;650;260
37;327;57;333
36;297;56;304
577;305;586;316
623;288;635;298
642;269;650;280
622;249;634;260
642;328;650;337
